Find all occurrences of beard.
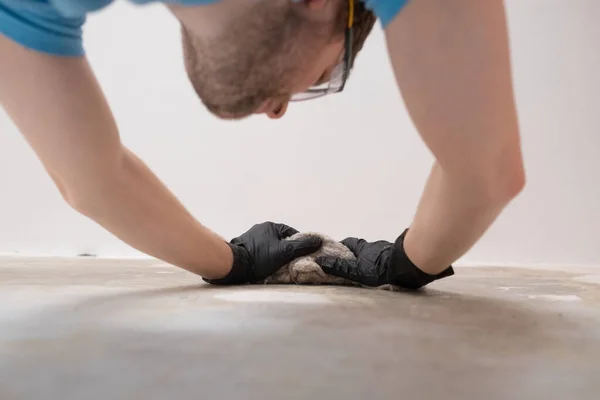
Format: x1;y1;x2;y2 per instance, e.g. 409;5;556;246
182;1;337;118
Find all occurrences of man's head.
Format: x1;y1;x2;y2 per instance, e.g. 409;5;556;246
170;0;375;119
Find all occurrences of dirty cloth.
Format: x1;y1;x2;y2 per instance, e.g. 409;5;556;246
261;232;400;291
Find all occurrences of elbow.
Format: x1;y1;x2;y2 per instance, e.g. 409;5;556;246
446;150;526;209
57;178;110;218
49;173;85;214
51;163;123;219
476;154;526;207
499;164;526;202
60;183;98;218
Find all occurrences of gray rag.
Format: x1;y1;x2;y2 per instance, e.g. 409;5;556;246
260;232;401;291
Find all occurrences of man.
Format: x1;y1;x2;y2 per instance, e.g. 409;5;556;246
0;0;524;289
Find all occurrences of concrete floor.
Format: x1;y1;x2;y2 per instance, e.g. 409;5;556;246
0;257;599;400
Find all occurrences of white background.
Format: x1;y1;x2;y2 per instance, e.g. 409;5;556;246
2;0;600;267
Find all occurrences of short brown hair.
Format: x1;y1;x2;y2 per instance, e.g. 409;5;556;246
344;0;377;69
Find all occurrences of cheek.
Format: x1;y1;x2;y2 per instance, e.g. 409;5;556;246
292;40;345;93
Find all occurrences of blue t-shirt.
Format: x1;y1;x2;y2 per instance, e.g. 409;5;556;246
0;0;409;57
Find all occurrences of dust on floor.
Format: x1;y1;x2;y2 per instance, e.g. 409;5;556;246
0;257;599;400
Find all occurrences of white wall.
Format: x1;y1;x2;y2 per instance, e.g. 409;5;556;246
2;0;600;266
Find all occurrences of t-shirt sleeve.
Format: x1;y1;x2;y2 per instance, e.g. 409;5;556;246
0;0;86;56
363;0;410;28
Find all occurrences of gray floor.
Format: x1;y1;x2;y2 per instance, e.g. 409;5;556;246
1;257;599;400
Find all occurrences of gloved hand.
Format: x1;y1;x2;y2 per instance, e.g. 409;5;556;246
315;229;454;290
203;222;322;285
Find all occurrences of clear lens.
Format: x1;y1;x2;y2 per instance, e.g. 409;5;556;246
290;61;347;102
290;91;327;102
327;62;345;92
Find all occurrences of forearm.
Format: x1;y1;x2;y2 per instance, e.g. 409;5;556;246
75;146;233;279
403;162;520;274
0;38;232;279
73;147;233;279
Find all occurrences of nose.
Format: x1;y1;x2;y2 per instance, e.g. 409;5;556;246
266;101;289;119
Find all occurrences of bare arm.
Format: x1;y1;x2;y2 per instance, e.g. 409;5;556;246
0;34;232;279
384;0;525;273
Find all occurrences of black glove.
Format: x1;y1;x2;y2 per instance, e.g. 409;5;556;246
315;229;454;290
203;222;322;285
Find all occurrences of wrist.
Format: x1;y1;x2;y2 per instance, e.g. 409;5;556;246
387;229;454;290
203;242;252;285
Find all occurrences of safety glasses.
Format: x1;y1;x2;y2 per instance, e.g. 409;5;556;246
290;0;354;102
